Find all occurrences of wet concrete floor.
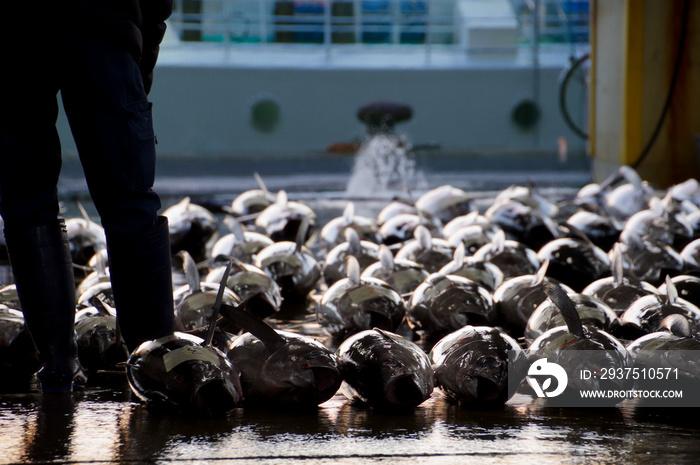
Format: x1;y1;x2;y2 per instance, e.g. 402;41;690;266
2;381;700;465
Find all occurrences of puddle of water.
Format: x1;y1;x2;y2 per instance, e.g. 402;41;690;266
2;382;700;464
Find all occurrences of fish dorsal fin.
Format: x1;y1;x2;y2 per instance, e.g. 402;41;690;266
343;202;355;224
661;314;691;337
276;190;288;208
532;259;549;286
223;216;246;244
77;201;91;224
460;211;478;226
294;216;311;253
204;259;235;347
178;196;191;211
542;216;560;239
611;243;624;286
665;275;678;304
94;249;108;277
649;196;665;215
253;172;268;195
544;283;585;339
347;256;361;285
373;327;395;341
178;250;201;294
345;228;362;254
219;304;286;351
565;222;596;250
415;225;432;251
378;245;395;271
230;217;246;243
619;165;643;190
453;243;466;268
492;229;506;255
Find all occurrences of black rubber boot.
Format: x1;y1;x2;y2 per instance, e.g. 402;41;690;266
106;216;175;352
4;219;86;393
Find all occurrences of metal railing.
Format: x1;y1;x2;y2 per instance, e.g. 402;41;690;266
167;0;588;49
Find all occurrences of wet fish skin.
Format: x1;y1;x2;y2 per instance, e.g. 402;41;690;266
317;276;406;343
75;312;128;374
430;325;524;408
336;328;434;410
126;334;243;417
254;241;321;301
0;306;40;389
164;197;219;263
526;284;632;398
408;273;495;343
227;329;342;409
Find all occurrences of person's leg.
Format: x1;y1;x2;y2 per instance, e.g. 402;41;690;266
0;39;83;393
61;37;174;352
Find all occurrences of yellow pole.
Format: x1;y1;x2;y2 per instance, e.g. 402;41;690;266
621;0;645;166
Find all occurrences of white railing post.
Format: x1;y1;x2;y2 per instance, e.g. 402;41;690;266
259;0;269;43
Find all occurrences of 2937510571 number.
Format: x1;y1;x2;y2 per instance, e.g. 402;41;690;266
596;367;679;380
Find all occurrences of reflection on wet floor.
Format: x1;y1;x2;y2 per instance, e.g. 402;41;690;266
2;378;700;464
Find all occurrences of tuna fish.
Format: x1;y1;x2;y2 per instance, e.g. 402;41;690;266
254;217;322;302
414;185;475;225
430;325;525;408
618;275;700;339
526;283;631;400
65;203;107;271
317;256;406;343
320;202;381;250
361;245;429;296
438;243;504;292
126;265;244;416
581;243;659;315
229;172;277;221
525;291;619;344
492;260;575;338
205;259;282;320
255;190;318;245
408;272;495;343
173;251;240;331
126;333;243;416
537;236;610;292
74;301;128;375
472;230;540;279
336;328;434;410
0;305;40;390
163;197;219;264
323;228;380;286
209;216;273;265
395;225;453;273
222;304;341;408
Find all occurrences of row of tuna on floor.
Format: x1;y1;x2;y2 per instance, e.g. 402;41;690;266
1;165;700;415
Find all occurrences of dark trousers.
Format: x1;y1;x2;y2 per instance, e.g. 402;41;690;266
0;35;161;236
0;33;174;355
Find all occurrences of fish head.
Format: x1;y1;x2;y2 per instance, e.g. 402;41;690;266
230;189;276;218
255;201;318;244
415;185;474;225
127;335;243;416
221;265;283;319
255;243;321;298
75;314;128;372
